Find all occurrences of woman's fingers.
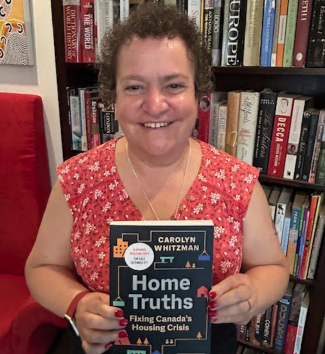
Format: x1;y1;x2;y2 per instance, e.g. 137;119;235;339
80;312;128;331
214;284;252;310
209;300;252;325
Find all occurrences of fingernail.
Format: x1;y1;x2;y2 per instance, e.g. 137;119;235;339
105;342;113;350
208;301;217;310
118;330;128;338
115;309;124;318
209;292;217;300
119;318;128;327
208;310;217;318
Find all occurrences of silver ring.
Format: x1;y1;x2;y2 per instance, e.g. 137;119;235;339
247;299;252;312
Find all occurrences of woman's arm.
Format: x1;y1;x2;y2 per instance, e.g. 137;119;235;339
208;181;290;324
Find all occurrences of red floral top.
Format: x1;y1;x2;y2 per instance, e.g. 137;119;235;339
57;138;259;293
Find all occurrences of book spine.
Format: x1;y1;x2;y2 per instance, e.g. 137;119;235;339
267;96;295;177
292;0;314;67
226;0;246;66
275;202;287;245
295;207;310;277
78;89;88;151
309;111;325;183
188;0;202;29
294;111;312;180
80;0;96;63
120;0;129;22
274;294;292;352
271;0;282;67
270;303;279;347
216;103;228;151
283;99;309;180
226;91;241;156
68;89;82;151
307;214;325;279
262;306;273;347
63;0;81;63
283;0;299;67
293;299;309;354
99;106;116;143
211;0;223;66
260;0;276;67
243;0;263;66
276;0;289;67
238;324;247;341
282;213;291;254
316;122;325;183
204;0;214;54
221;0;230;66
91;98;101;148
284;323;298;354
253;91;277;174
306;0;325;67
302;112;319;181
84;91;94;150
287;208;301;274
236;91;260;164
198;93;212;143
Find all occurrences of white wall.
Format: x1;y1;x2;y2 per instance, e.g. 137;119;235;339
0;0;63;186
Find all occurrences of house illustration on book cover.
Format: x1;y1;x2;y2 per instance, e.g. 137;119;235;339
110;221;214;354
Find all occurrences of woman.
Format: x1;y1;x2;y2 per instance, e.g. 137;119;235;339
25;3;289;354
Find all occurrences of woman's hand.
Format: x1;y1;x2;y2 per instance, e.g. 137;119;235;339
208;273;257;325
74;292;128;354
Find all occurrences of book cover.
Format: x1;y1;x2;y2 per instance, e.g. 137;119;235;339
80;0;96;63
236;91;260;165
301;110;320;181
292;0;314;67
226;90;241;156
243;0;263;67
308;110;325;183
287;192;307;274
63;0;81;63
306;0;325;67
283;0;299;67
211;0;223;66
276;0;289;67
283;284;307;354
260;0;276;67
253;89;277;174
293;292;310;354
273;282;294;352
294;108;315;180
271;0;282;67
307;203;325;279
283;96;314;180
109;220;214;354
267;93;299;177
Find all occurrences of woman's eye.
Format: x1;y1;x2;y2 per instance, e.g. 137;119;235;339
125;85;140;91
167;83;185;92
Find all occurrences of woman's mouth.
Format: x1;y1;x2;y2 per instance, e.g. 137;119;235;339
142;122;171;129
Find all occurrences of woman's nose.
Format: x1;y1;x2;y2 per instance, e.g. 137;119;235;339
142;88;168;117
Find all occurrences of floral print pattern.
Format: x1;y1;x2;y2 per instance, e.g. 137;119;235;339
57;138;259;293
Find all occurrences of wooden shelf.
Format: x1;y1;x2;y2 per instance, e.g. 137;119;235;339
289;275;314;287
212;66;325;76
237;339;283;354
259;175;325;192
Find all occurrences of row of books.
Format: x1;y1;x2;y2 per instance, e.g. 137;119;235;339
262;186;325;280
66;86;123;151
238;283;310;354
197;90;325;184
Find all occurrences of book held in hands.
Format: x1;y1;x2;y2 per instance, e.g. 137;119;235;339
109;220;214;354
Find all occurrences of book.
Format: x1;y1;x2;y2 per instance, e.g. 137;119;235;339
98;103;118;143
109;220;214;354
287;192;307;274
293;292;310;354
63;0;81;63
66;87;82;151
282;201;292;254
294;108;316;180
307;203;325;279
261;305;273;347
236;91;260;165
260;0;276;67
268;93;300;177
216;101;228;151
243;0;263;67
283;96;314;180
271;0;282;67
268;186;282;221
226;90;241;156
204;0;214;54
306;0;325;67
188;0;202;29
211;0;223;66
221;0;230;66
275;187;293;246
282;0;299;67
292;0;314;67
80;0;96;63
262;185;273;200
253;89;277;174
273;282;294;352
283;284;307;354
276;0;289;67
198;93;212;143
208;92;228;147
315;119;325;184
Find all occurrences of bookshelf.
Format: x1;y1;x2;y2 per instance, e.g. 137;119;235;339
50;1;325;353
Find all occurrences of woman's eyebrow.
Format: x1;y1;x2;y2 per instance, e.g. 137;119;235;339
120;75;146;83
162;74;189;82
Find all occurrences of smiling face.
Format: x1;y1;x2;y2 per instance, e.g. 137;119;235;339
115;36;198;158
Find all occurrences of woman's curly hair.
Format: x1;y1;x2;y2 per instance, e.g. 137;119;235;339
97;1;215;106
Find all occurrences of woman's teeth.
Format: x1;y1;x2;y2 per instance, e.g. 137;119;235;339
143;122;169;129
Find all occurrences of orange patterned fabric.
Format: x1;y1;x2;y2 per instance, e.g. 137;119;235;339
57;138;259;293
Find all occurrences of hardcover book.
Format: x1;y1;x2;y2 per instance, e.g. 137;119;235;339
211;0;223;66
226;90;241;156
260;0;276;67
271;0;282;67
282;0;299;67
63;0;81;63
109;220;214;354
293;292;310;354
276;0;289;67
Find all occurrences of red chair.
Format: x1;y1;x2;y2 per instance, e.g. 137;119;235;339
0;93;66;354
